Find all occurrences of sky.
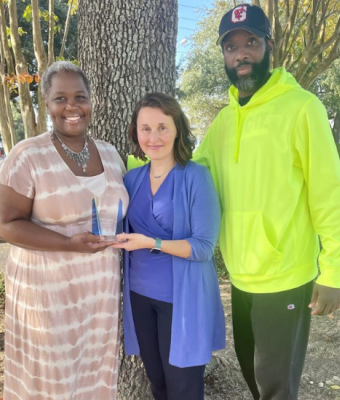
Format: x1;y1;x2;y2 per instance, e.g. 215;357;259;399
176;0;214;64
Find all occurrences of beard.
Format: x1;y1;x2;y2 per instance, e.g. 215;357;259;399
224;45;271;93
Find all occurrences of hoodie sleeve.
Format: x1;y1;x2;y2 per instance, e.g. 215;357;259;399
193;126;213;169
294;96;340;288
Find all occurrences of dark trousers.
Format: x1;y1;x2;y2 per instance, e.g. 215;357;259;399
232;281;314;400
130;290;205;400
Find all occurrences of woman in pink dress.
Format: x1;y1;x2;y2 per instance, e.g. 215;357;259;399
0;61;128;399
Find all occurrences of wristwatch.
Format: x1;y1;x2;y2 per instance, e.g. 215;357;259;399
150;238;162;254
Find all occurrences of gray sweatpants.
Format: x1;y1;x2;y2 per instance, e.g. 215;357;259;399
232;280;314;400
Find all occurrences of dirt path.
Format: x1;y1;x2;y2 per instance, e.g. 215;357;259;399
0;244;339;399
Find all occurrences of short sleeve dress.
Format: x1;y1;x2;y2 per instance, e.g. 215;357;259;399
0;132;129;400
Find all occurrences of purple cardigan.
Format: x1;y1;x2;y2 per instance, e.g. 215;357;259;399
123;161;226;367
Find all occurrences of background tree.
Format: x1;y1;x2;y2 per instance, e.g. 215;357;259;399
78;1;178;398
310;59;340;153
178;0;340;146
0;0;78;154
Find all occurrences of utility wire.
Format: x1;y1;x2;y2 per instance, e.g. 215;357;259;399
179;3;204;9
179;17;200;21
179;27;196;31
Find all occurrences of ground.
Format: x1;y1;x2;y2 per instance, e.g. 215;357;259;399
0;243;339;399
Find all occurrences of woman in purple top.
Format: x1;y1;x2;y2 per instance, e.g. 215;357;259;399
113;93;225;400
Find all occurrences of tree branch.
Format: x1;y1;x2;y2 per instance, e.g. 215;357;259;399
282;9;309;64
301;36;340;88
280;0;299;65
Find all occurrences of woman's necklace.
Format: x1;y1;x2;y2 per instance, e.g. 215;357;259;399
150;164;176;179
51;131;90;173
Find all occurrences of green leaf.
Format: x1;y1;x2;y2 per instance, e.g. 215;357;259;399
23;5;32;22
54;24;62;34
18;28;28;37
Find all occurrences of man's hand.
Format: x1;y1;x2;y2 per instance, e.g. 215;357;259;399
309;283;340;316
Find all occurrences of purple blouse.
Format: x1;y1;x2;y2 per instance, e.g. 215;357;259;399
128;166;174;303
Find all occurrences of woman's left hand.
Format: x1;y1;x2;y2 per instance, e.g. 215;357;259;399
111;233;154;251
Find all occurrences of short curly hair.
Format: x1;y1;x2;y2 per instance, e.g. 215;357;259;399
41;61;91;98
128;93;196;165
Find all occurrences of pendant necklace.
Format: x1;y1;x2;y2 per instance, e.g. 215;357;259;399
51;131;90;173
151;164;176;179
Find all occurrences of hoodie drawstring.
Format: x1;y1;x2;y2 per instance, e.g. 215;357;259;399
233;107;242;163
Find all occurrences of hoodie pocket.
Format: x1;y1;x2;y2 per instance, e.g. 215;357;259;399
226;211;283;277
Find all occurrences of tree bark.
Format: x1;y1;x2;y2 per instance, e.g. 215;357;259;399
78;0;177;161
78;1;177;398
8;0;37;138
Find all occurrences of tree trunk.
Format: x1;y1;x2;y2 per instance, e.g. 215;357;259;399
0;0;15;75
8;0;37;138
48;0;55;66
0;24;16;152
264;0;274;31
78;1;177;398
0;71;12;155
31;0;48;134
0;70;17;153
78;0;177;161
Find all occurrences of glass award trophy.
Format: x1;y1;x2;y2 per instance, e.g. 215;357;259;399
91;198;124;242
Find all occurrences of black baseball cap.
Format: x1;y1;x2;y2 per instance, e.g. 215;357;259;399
216;4;272;45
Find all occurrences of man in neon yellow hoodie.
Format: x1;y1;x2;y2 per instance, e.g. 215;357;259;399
193;4;340;400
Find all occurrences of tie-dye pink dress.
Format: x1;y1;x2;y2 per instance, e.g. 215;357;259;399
0;132;129;400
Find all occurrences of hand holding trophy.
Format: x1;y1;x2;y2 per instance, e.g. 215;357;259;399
91;198;126;242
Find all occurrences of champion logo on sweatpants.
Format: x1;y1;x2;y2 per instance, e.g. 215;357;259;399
287;304;295;310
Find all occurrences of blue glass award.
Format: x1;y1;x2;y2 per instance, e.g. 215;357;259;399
91;198;124;242
91;198;102;235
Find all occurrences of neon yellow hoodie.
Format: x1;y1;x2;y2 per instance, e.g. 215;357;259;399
127;155;149;171
193;67;340;293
